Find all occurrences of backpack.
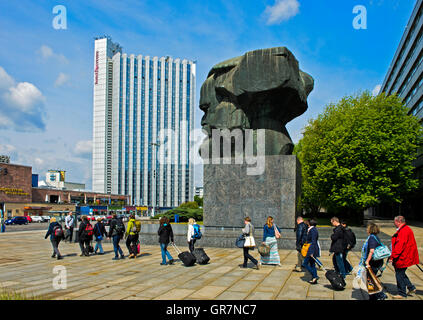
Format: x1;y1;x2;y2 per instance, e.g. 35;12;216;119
53;225;64;238
192;224;202;240
115;220;125;235
344;228;356;250
131;220;141;233
84;223;94;237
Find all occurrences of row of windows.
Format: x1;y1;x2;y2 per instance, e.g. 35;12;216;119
385;5;423;90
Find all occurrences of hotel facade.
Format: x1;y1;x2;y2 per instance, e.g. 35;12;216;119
92;36;196;208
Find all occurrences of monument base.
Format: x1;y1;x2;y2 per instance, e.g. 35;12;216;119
203;155;301;231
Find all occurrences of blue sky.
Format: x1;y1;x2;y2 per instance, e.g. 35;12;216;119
0;0;416;190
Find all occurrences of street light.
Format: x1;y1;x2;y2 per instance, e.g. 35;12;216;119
150;142;160;217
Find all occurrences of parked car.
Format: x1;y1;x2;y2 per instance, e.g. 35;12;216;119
30;216;43;223
5;216;29;225
25;216;32;223
41;216;51;223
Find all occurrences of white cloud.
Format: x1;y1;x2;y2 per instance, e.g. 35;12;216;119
372;84;382;96
54;72;70;87
74;140;92;158
264;0;300;25
0;66;46;132
36;45;68;64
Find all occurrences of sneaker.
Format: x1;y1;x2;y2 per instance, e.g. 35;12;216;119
51;255;56;258
408;288;417;295
254;262;260;270
57;256;63;260
309;278;318;284
160;262;167;265
168;259;174;265
120;255;125;259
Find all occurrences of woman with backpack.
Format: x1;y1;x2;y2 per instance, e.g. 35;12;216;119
78;215;93;257
94;217;107;255
108;213;125;260
44;217;63;260
261;216;282;266
158;217;174;265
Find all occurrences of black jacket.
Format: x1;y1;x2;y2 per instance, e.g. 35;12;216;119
295;222;308;251
330;225;346;254
108;218;124;238
94;221;107;238
158;224;174;244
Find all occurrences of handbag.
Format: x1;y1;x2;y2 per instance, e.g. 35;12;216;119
274;225;281;239
244;235;256;248
366;266;383;295
236;234;245;248
301;243;311;257
258;244;271;256
372;235;391;260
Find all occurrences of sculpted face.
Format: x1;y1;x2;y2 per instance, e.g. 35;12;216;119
199;47;314;156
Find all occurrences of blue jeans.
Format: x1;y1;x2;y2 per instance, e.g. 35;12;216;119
343;250;353;273
395;267;416;297
333;253;347;278
95;239;104;254
303;256;318;279
160;243;173;264
112;235;124;258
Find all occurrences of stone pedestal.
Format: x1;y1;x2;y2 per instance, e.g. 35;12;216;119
202;155;301;247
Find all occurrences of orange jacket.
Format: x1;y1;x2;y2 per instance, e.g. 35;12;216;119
390;224;419;269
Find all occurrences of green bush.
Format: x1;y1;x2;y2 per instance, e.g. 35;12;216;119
179;201;199;209
153;207;203;222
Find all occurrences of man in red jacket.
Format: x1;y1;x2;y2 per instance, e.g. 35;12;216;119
389;216;419;299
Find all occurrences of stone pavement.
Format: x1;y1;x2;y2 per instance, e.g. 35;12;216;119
0;228;422;300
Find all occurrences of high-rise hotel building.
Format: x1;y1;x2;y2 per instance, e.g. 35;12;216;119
92;36;196;208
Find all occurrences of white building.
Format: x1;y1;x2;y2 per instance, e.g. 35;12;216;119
92;36;196;208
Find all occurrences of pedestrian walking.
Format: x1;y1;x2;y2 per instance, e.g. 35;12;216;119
125;214;140;259
187;218;197;253
390;216;419;299
357;222;388;300
293;216;308;272
78;216;93;257
260;216;281;266
108;213;125;260
158;217;174;265
341;220;355;275
64;212;74;243
241;217;260;270
94;217;107;255
302;218;320;284
330;217;347;279
44;217;63;260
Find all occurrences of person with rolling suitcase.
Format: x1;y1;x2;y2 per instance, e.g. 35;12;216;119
330;217;347;279
302;219;320;284
158;217;175;266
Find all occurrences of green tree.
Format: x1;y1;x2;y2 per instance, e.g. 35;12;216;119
194;195;203;207
295;91;423;221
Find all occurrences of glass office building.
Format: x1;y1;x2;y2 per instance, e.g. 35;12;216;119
380;0;423;218
92;36;196;208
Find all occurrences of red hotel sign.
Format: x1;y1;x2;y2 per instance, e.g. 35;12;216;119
94;51;99;85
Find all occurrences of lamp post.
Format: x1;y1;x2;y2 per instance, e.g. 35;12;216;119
150;142;160;217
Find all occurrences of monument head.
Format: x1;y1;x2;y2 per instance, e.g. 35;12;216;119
199;46;314;157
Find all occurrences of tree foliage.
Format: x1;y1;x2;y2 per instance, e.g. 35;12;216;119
294;91;423;217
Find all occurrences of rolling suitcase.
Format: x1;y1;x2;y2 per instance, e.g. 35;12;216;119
171;243;196;267
192;248;210;265
311;256;346;290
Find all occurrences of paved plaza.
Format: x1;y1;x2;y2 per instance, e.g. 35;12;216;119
0;224;422;300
